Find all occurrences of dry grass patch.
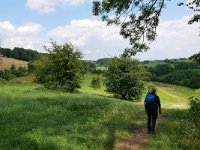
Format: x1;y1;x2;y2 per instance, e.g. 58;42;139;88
0;57;28;69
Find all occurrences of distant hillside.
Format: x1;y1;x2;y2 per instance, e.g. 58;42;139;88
0;57;28;69
0;47;46;62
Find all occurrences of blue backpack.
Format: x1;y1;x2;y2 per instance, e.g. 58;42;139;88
145;93;155;104
145;93;157;110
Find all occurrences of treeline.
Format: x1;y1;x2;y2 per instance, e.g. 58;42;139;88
0;47;46;61
144;59;200;89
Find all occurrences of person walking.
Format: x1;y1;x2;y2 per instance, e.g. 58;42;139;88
144;87;161;134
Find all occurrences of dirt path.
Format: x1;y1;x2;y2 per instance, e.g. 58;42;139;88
114;86;188;150
114;128;148;150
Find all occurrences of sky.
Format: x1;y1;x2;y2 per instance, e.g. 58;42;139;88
0;0;199;60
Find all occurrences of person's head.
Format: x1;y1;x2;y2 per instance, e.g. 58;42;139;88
149;87;157;94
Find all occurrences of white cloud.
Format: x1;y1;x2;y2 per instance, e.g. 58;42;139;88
26;0;89;13
17;23;42;35
0;21;15;31
0;21;44;50
137;16;200;60
82;49;91;55
0;16;199;60
48;16;199;60
48;18;127;58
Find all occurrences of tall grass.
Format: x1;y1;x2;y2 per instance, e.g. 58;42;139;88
0;84;145;150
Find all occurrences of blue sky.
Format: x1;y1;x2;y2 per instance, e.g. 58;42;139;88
0;0;199;60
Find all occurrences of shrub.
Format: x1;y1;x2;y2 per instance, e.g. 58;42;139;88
35;42;82;92
3;70;15;80
91;75;101;89
104;57;144;101
16;66;27;77
184;91;200;149
189;91;200;114
188;77;200;89
28;61;36;73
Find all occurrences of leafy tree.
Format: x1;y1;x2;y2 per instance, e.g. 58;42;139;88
158;69;200;89
190;52;200;64
105;57;144;100
35;42;82;92
3;70;15;81
27;61;36;73
0;47;46;61
17;66;27;77
10;64;18;76
156;64;174;76
174;60;200;70
96;58;111;67
188;77;200;89
81;61;96;74
91;75;101;89
93;0;200;56
0;70;4;79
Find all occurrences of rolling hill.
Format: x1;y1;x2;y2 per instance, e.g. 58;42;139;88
0;57;28;69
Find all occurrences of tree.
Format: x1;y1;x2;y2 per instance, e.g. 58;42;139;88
154;63;174;76
93;0;200;56
10;64;17;76
190;52;200;64
104;57;144;100
91;75;101;89
81;61;96;74
27;61;36;73
35;42;82;92
17;66;27;77
174;60;200;70
96;58;111;67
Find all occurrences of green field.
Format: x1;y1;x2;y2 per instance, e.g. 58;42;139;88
0;76;197;150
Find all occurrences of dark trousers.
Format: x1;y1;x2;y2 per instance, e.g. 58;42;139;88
146;110;158;132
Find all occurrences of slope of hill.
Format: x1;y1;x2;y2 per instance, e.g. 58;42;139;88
0;75;196;150
0;57;28;69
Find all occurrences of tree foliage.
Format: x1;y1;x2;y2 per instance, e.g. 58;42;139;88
35;42;82;92
0;47;46;61
93;0;200;56
91;75;101;89
144;58;200;88
190;52;200;64
96;58;111;67
105;57;144;100
81;61;96;74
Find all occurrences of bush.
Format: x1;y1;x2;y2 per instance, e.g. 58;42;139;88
104;57;144;101
35;42;82;92
189;91;200;113
3;70;15;81
81;61;96;74
91;75;101;89
183;91;200;149
188;77;200;89
28;61;36;73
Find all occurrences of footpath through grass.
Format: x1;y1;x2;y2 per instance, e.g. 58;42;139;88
0;77;197;150
0;84;146;150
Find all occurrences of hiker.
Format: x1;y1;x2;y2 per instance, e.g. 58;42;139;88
145;87;161;134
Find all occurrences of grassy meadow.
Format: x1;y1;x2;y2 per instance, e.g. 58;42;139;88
0;75;198;150
0;79;145;150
